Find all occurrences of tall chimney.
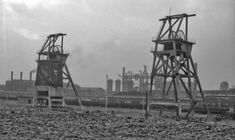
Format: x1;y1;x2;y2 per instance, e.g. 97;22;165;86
29;69;36;81
11;71;13;81
122;67;125;92
194;63;198;73
20;72;23;80
106;75;108;92
30;71;32;81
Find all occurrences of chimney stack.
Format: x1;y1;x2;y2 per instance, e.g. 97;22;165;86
20;72;23;80
30;71;32;80
122;67;125;92
29;69;36;81
194;63;198;73
11;71;13;81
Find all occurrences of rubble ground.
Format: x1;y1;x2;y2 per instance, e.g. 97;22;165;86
0;104;234;140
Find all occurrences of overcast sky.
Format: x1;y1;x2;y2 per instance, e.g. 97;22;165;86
0;0;234;90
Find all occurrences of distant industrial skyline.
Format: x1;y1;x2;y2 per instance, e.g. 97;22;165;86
0;0;235;90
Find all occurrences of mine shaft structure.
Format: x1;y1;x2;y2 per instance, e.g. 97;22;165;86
149;13;208;118
34;33;82;108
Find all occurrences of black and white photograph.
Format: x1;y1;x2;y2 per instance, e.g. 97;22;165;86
0;0;234;139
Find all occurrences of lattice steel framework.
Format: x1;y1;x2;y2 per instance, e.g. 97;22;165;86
149;13;208;118
35;33;82;106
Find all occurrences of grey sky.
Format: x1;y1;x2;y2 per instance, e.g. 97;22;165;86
0;0;234;90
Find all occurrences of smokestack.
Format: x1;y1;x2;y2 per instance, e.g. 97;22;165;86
122;67;125;92
20;72;23;80
106;75;108;92
11;71;13;81
29;69;36;81
194;63;198;73
30;72;32;80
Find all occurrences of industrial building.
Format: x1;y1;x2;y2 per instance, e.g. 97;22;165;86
106;65;197;99
0;70;105;105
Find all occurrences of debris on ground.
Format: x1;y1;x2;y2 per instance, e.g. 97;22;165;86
0;104;234;139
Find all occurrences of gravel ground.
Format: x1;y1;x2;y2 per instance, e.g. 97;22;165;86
0;104;234;140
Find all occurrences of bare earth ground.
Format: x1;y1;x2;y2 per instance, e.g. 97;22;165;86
0;103;234;140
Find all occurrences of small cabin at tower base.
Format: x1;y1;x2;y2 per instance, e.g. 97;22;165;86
33;86;65;108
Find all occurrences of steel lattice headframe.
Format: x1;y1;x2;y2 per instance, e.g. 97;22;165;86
148;13;209;118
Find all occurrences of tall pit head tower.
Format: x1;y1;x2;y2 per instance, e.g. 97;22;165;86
149;14;208;118
34;33;82;108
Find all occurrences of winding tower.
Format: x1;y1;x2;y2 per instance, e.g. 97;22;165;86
34;33;82;108
149;14;208;118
